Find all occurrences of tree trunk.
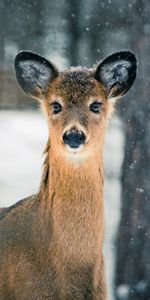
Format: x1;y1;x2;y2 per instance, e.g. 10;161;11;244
64;0;81;66
0;1;5;69
115;1;150;299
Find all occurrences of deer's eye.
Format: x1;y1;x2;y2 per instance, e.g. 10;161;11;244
89;102;102;113
51;102;62;114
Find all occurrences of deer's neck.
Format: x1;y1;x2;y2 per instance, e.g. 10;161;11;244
48;151;104;209
39;149;104;262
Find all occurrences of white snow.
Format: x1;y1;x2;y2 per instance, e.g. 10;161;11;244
0;110;48;206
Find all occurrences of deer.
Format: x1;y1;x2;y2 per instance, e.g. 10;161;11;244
0;50;137;300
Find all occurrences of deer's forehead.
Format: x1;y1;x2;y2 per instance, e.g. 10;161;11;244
52;68;104;103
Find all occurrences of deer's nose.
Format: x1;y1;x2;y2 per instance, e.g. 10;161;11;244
62;129;86;149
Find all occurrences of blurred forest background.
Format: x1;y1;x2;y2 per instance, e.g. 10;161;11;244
0;0;150;299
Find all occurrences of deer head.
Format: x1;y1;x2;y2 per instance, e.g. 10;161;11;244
14;51;136;163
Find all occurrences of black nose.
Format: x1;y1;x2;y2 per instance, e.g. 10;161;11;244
62;129;86;148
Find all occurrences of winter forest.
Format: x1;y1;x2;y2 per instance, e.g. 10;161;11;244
0;0;150;299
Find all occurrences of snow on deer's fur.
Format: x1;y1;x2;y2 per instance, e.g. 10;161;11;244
0;51;136;300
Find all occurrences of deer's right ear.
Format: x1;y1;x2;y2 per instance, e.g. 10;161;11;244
14;51;58;100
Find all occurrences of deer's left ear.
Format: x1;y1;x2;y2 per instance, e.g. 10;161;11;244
95;51;137;99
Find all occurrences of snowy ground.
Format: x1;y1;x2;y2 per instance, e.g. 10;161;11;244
0;110;125;300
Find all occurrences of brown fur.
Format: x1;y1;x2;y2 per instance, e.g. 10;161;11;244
0;67;114;300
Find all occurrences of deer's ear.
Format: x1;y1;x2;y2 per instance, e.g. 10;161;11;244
14;51;58;100
95;51;137;99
